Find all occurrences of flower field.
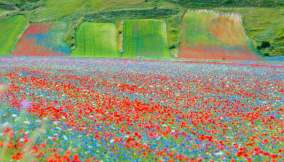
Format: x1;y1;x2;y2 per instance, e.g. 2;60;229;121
178;11;259;60
13;23;71;57
0;57;283;161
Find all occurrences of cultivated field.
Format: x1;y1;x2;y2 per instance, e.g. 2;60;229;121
13;22;70;56
123;19;170;59
0;1;283;161
0;57;283;161
0;15;27;56
178;11;258;60
72;22;119;58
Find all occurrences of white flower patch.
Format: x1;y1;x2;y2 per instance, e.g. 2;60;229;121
24;121;31;125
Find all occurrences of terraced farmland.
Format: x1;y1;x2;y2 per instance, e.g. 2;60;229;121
0;15;27;56
123;19;170;59
178;10;259;60
72;22;119;57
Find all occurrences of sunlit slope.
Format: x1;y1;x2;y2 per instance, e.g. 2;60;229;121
72;22;119;57
123;19;170;59
0;8;10;16
178;10;259;60
30;0;146;21
217;7;284;56
13;22;70;56
0;15;27;56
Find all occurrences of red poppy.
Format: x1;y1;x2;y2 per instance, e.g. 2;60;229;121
262;139;269;145
11;152;23;161
72;154;81;162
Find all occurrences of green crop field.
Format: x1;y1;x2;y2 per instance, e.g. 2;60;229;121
0;15;27;56
72;22;119;57
123;19;170;59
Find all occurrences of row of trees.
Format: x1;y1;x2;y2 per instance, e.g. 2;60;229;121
0;0;42;11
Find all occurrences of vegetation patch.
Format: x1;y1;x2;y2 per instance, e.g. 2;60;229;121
13;22;70;56
0;15;27;56
72;22;119;57
85;8;179;22
178;10;258;60
216;7;284;56
123;19;170;59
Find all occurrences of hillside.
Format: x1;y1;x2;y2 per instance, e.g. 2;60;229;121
0;15;27;56
178;10;259;60
217;7;284;56
0;0;283;57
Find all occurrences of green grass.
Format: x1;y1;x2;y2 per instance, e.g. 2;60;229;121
123;19;170;59
72;22;119;57
28;0;181;22
30;0;86;21
0;8;8;16
30;0;151;22
0;15;27;56
216;7;284;56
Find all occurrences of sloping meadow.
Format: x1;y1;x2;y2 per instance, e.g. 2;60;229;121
0;15;27;56
178;10;259;60
13;22;70;56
